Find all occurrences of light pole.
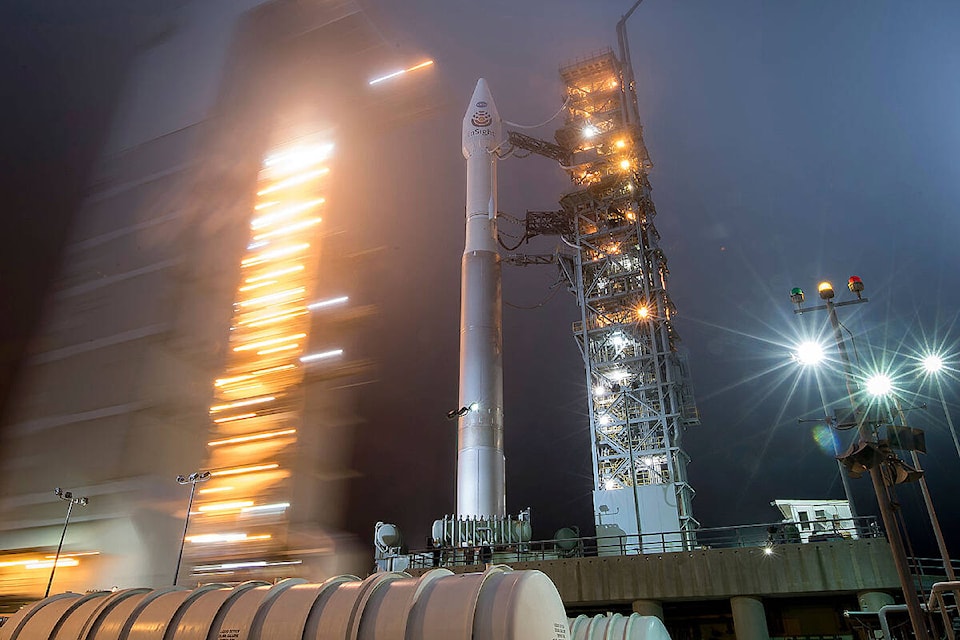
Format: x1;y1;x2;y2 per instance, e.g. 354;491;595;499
792;339;859;521
868;375;956;582
174;471;210;586
791;277;931;640
45;488;88;598
921;353;960;462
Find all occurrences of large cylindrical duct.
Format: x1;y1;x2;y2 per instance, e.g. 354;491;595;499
0;566;568;640
569;613;672;640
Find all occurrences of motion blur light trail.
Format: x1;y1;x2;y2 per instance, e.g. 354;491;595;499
188;139;342;579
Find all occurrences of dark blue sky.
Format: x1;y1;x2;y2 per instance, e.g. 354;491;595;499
366;0;960;552
2;0;958;555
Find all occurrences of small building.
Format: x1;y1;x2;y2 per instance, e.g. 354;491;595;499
771;499;858;543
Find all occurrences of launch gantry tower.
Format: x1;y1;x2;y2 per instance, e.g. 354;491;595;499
506;48;700;550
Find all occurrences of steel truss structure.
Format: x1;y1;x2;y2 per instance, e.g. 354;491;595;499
508;49;700;548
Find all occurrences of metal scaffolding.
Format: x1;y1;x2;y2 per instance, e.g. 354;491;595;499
508;48;700;549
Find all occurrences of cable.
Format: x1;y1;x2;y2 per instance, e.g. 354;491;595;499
504;282;562;310
839;321;862;366
504;96;571;129
498;232;528;252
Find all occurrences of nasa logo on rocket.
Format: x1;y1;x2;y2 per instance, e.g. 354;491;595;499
471;101;492;127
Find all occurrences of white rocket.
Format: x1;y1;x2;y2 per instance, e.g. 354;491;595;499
457;79;505;519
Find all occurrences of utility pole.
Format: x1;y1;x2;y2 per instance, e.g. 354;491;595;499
792;277;931;640
174;471;210;586
46;488;88;598
890;398;955;582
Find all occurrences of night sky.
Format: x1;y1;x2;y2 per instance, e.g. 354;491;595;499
2;0;959;559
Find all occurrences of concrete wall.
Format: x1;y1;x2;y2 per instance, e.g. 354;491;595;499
417;540;900;605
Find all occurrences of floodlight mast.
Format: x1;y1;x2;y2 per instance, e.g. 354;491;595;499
884;395;956;582
791;278;931;640
45;488;88;598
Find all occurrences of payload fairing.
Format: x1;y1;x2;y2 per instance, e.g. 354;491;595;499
457;79;506;519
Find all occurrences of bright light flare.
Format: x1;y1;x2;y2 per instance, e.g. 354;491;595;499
369;59;434;85
255;169;329;197
794;341;825;366
922;354;944;374
264;143;334;171
865;374;893;397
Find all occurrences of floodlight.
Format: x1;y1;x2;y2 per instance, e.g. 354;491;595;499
794;341;825;366
865;374;893;397
922;354;944;374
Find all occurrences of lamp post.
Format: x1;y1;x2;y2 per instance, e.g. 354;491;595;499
45;488;88;598
174;471;210;586
792;339;858;521
868;376;956;582
921;353;960;462
791;278;931;640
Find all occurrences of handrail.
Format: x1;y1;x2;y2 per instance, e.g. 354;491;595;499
926;581;960;640
400;516;883;570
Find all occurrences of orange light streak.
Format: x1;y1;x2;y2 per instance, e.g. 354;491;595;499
209;396;276;413
214;364;296;387
213;412;257;424
233;333;307;352
199;486;234;495
251;199;325;230
245;265;304;283
238;280;277;292
240;243;311;267
256;343;299;355
208;428;297;447
197;501;255;512
210;463;280;477
255;169;329;197
238;288;306;308
245;310;309;328
252;217;321;241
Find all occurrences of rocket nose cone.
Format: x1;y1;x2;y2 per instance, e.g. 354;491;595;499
463;78;503;157
472;78;492;104
466;78;499;120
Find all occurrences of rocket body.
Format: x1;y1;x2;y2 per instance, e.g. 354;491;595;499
457;79;505;519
